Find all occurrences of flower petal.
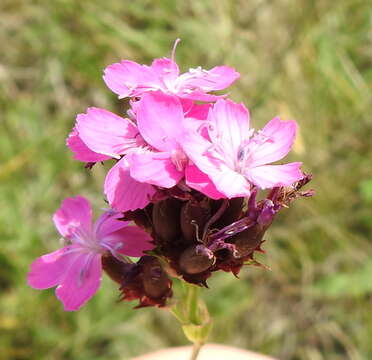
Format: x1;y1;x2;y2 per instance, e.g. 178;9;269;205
104;158;156;212
53;196;92;239
103;60;160;98
183;101;211;121
94;210;130;240
178;65;239;93
75;107;140;158
185;163;226;199
246;162;303;189
66;128;110;163
180;91;223;102
136;92;184;151
182;132;250;198
150;57;179;88
249;117;298;167
27;245;80;289
128;151;184;188
207;99;251;164
103;226;154;257
55;253;102;311
210;164;251;198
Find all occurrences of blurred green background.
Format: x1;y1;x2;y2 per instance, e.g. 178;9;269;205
1;0;371;359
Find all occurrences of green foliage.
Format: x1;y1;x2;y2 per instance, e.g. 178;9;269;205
1;0;371;359
314;260;372;298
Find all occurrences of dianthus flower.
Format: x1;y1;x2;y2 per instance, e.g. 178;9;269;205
103;39;240;101
182;99;303;198
27;196;153;310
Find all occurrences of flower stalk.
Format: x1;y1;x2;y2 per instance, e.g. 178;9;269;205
171;282;212;360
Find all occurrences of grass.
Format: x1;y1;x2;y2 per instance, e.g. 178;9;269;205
1;0;371;359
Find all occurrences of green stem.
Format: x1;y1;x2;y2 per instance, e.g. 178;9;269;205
170;281;212;360
185;284;200;325
190;341;202;360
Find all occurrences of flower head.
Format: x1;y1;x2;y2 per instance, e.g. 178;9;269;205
27;196;153;311
103;39;240;102
43;40;313;309
182;99;303;198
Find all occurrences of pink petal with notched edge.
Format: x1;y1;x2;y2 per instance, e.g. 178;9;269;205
249;117;298;167
185;163;226;200
127;151;184;188
27;245;81;289
207;99;251;165
136;92;184;151
103;60;161;98
76;108;140;159
55;253;102;311
177;65;240;92
104;158;156;212
104;226;154;257
66;128;111;163
53;196;92;239
246;162;303;189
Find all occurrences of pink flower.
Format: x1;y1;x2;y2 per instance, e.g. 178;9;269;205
103;93;214;210
103;40;239;102
67;107;143;162
126;92;189;188
182;99;303;198
27;196;154;311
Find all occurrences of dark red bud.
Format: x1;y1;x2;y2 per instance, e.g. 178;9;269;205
152;199;182;242
180;200;211;242
179;245;215;274
141;257;171;299
102;254;132;284
230;225;266;257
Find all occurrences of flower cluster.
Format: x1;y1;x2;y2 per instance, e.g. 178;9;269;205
28;40;312;310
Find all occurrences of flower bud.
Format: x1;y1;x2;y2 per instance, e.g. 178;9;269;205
152;199;182;242
180;199;211;243
179;245;215;274
102;254;133;284
141;256;172;299
257;200;275;226
229;225;265;257
120;256;173;308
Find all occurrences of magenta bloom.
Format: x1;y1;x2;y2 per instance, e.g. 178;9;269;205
126;92;189;188
103;41;239;102
182;99;303;198
67;107;143;162
104;92;215;211
27;196;153;311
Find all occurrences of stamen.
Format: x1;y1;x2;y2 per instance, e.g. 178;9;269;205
101;241;124;261
190;220;203;243
171;38;181;63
